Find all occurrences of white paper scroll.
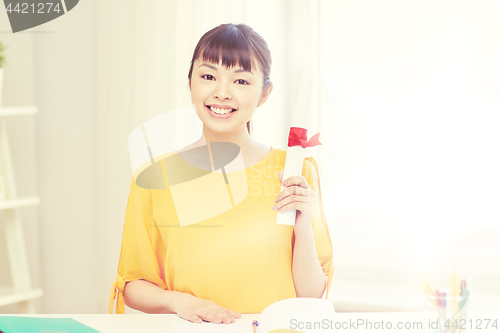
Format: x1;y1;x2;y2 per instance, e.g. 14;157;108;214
276;70;315;225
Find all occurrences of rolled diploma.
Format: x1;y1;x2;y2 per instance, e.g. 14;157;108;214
276;70;314;225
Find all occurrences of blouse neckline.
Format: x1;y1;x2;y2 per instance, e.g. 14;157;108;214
246;146;275;170
171;146;276;173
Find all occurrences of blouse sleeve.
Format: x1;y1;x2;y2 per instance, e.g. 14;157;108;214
300;157;335;299
109;176;167;314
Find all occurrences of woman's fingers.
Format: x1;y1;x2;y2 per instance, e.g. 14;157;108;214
198;307;236;324
199;312;221;323
217;307;238;323
274;185;314;203
273;192;315;213
181;312;203;324
275;201;313;213
223;308;242;318
278;170;310;188
281;174;310;189
273;186;315;211
176;294;240;324
275;171;315;209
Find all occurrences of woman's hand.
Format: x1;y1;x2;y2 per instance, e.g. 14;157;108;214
272;169;316;232
173;293;242;324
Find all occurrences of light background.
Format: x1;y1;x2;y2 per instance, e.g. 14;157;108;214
0;0;499;314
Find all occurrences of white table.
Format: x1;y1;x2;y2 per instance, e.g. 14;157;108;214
1;311;499;333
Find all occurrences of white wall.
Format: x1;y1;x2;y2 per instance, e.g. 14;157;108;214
320;0;500;311
0;7;39;313
33;0;99;313
1;0;99;313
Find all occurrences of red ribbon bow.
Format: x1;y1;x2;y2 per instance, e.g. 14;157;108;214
287;127;322;148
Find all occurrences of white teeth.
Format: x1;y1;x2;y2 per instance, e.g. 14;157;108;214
209;106;234;114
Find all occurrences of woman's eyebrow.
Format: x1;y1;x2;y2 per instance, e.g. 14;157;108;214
199;63;218;70
198;63;254;75
234;68;254;75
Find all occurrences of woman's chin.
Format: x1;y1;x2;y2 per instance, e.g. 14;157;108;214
203;122;247;135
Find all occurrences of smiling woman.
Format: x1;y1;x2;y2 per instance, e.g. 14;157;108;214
188;24;272;136
109;23;334;324
190;57;271;136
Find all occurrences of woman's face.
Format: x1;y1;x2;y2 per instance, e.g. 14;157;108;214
190;56;271;134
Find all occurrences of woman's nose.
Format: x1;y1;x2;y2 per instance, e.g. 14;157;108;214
213;80;232;100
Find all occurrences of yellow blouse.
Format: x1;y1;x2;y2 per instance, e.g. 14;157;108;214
109;147;334;314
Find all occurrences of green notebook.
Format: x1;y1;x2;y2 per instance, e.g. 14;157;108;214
0;317;100;333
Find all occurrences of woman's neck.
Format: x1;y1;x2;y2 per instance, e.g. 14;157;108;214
195;125;269;168
202;125;254;150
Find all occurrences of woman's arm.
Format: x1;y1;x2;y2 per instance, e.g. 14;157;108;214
124;280;242;323
291;225;326;297
123;279;182;314
274;161;327;298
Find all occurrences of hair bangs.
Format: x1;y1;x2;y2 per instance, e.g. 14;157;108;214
199;28;256;73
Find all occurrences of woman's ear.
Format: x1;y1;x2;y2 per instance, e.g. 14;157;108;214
257;83;273;107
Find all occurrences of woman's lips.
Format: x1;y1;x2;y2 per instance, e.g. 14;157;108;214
206;105;237;119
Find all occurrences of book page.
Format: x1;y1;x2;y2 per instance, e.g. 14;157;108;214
168;320;253;333
258;298;336;333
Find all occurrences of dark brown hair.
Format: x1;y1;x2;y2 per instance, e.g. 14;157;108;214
188;23;272;136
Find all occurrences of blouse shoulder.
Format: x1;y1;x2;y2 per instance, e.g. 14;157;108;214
271;147;287;164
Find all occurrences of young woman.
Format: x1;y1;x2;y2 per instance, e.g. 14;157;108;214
109;23;334;324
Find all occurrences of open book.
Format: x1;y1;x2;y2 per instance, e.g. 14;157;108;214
168;298;336;333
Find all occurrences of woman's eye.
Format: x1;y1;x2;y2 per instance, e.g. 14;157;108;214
202;74;214;80
236;79;249;85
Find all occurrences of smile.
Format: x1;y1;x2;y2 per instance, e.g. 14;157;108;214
206;105;237;119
